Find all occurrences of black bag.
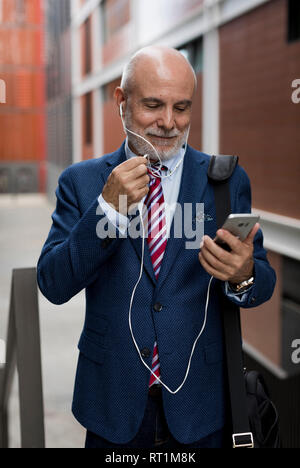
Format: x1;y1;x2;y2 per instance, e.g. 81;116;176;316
244;370;280;448
208;155;280;448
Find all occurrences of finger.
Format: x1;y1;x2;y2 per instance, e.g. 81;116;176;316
201;235;233;266
134;185;149;203
135;173;151;190
198;252;228;281
120;156;148;172
120;165;148;188
201;244;233;275
215;229;243;254
127;163;149;181
244;223;260;246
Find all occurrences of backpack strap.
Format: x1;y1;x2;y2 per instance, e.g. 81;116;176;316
207;154;239;183
207;154;253;448
207;155;239;229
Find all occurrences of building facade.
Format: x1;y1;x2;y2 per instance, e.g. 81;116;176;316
45;0;73;202
0;0;46;193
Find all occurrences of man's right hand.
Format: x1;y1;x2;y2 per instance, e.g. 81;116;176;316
102;157;150;215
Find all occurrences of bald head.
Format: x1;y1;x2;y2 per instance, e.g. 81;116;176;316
121;46;197;97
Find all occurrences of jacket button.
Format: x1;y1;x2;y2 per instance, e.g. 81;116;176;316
251;297;256;304
153;303;163;312
141;348;151;359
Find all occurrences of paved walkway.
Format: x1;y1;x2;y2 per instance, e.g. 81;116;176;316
0;194;86;448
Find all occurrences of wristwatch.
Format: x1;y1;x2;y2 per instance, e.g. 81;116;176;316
229;276;254;293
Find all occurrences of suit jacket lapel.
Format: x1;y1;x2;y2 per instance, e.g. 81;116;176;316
101;143;126;186
156;146;210;291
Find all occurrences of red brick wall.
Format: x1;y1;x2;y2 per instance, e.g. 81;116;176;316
189;73;202;152
103;0;130;42
241;251;282;366
102;23;133;66
1;0;42;23
219;0;300;220
81;92;94;160
103;78;124;154
101;0;132;66
0;0;45;170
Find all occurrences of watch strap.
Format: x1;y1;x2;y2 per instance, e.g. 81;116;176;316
230;276;254;293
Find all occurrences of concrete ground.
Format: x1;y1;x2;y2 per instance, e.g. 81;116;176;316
0;194;86;448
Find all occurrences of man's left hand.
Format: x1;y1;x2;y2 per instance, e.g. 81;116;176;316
198;223;260;284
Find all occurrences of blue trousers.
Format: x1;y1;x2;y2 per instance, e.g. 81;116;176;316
85;387;228;449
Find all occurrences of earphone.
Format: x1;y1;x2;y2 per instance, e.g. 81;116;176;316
119;100;214;394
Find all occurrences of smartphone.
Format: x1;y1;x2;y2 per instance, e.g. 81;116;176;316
215;214;260;251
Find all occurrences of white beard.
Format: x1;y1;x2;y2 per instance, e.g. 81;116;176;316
125;112;189;162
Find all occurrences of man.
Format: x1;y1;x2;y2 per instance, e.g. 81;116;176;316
37;46;276;448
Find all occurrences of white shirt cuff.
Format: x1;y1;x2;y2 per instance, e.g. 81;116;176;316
225;281;253;303
98;194;130;235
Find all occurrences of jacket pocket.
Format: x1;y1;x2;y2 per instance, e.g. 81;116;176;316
78;330;106;365
83;314;110;347
85;314;108;336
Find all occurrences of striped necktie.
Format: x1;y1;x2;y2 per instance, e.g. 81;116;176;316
143;165;167;387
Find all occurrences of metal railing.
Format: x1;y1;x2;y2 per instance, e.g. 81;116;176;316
0;268;45;448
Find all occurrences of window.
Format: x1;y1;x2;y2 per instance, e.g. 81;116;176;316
288;0;300;42
100;0;130;44
84;92;93;145
84;16;92;74
0;79;6;103
178;37;203;74
16;0;26;23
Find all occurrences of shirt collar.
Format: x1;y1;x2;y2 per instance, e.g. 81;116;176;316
125;137;186;178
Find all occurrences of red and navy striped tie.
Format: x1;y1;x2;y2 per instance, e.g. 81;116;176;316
143;166;167;387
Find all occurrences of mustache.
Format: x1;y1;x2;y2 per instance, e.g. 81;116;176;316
145;128;181;138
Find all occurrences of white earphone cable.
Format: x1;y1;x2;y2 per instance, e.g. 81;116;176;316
128;205;214;395
121;102;213;394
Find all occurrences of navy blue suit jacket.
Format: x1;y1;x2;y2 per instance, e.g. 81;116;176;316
37;143;276;444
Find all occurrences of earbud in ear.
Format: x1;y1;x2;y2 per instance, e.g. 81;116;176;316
120;103;123;118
